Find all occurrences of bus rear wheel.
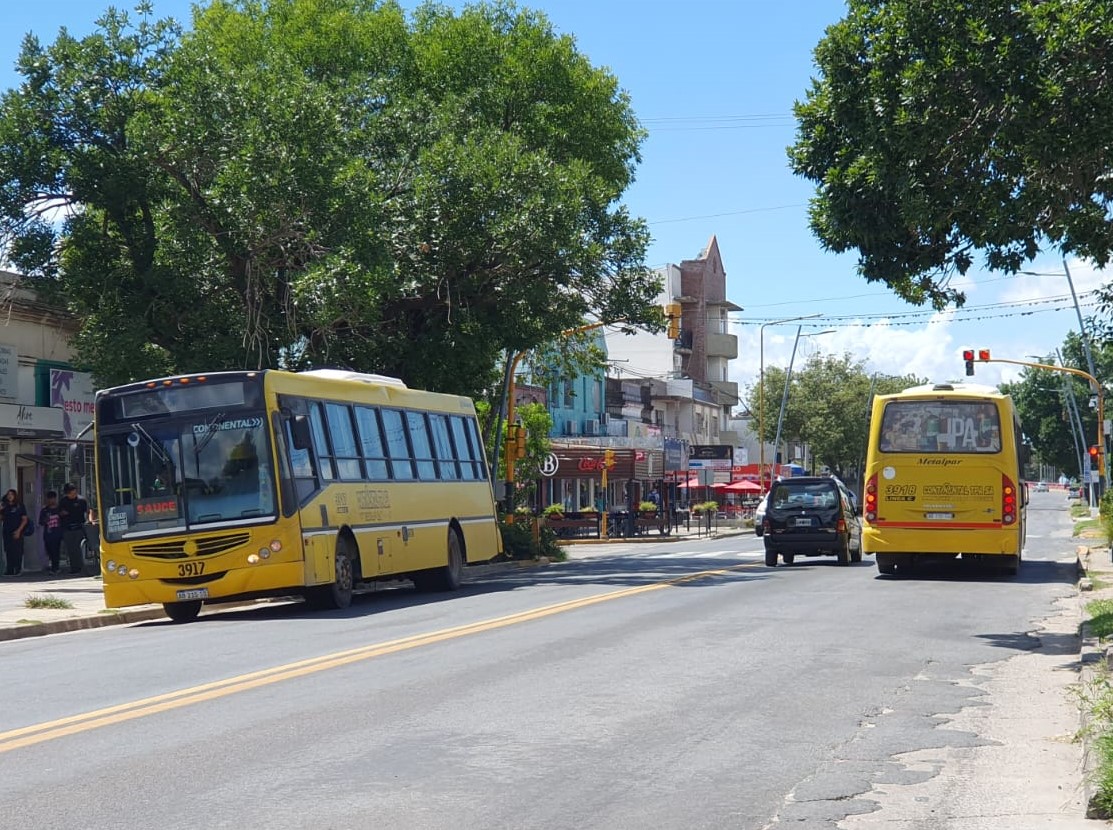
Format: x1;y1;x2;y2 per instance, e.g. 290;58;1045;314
164;600;202;623
876;554;897;575
414;530;464;592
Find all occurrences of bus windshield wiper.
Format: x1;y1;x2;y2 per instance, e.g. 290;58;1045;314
129;422;172;464
193;411;226;457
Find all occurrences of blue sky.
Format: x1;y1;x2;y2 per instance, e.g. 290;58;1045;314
1;0;1102;392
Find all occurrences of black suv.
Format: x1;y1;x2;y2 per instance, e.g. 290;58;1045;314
762;476;863;567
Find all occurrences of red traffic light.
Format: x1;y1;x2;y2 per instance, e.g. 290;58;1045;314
1090;445;1101;458
962;349;974;361
978;348;991;361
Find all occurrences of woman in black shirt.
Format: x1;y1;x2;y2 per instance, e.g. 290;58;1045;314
2;489;29;576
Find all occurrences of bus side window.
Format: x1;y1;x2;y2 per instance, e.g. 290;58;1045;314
450;416;477;480
354;406;390;480
429;414;459;480
406;411;437;480
308;403;335;481
381;409;414;480
284;417;318;502
272;412;298;516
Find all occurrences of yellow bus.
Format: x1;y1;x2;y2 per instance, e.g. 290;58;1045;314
92;369;502;622
862;382;1028;576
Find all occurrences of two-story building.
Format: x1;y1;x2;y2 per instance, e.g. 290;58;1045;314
0;271;96;572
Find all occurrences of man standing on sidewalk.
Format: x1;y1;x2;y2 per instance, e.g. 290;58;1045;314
58;483;88;575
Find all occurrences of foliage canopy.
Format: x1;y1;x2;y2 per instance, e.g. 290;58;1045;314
0;0;661;395
789;0;1113;309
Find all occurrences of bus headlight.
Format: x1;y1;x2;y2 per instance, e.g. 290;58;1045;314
258;547;271;559
129;569;139;579
269;540;283;552
116;564;128;576
105;560;117;572
247;554;260;565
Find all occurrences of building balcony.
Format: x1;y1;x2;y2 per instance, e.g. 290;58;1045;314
706;332;737;360
710;379;739;406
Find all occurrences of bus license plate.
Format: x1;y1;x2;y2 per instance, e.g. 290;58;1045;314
925;512;954;520
176;589;209;601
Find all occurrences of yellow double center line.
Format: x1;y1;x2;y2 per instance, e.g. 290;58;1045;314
0;565;750;753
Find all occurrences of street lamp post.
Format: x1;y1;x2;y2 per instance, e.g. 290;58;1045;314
1021;260;1105;488
772;328;834;473
759;313;821;491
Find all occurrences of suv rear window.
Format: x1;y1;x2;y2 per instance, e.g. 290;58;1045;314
770;481;839;510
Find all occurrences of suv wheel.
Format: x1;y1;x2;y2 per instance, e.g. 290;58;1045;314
836;538;850;566
765;548;777;567
782;553;795;565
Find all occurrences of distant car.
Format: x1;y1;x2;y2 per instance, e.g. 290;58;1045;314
763;476;863;567
753;494;768;536
1034;481;1049;493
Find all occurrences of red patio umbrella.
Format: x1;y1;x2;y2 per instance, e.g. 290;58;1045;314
677;477;701;488
724;480;762;493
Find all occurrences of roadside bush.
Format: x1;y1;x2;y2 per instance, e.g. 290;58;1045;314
1101;490;1113;543
497;516;565;561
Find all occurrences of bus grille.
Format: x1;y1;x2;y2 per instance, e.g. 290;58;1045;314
132;532;252;560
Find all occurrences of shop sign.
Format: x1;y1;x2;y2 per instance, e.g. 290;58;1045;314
0;402;64;437
0;344;14;400
50;368;95;440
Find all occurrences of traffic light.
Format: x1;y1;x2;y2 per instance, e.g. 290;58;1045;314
1090;444;1102;464
603;448;615;468
664;302;681;339
963;348;975;376
505;425;527;459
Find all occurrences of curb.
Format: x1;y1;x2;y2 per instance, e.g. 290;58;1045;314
0;606;168;643
1077;546;1110;820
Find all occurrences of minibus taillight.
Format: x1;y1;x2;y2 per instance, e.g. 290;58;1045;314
1002;475;1017;525
865;474;878;523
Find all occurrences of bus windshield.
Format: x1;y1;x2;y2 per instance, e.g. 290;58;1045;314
878;399;1002;454
98;412;276;540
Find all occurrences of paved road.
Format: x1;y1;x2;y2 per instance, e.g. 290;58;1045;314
0;491;1093;829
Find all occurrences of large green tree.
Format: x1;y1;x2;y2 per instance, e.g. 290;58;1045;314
789;1;1113;308
0;0;661;395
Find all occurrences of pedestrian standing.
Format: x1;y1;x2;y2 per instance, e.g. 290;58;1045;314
1;488;29;576
38;490;63;575
58;482;88;575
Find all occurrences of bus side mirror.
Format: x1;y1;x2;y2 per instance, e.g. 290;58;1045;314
66;443;85;477
290;415;312;450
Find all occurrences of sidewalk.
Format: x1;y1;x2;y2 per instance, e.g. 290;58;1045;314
0;522;747;642
0;571;164;642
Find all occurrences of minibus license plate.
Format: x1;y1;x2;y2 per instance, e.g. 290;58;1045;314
793;517;813;527
925;512;953;520
176;589;209;601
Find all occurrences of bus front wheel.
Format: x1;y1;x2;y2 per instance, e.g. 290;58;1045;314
164;600;202;623
307;545;355;610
